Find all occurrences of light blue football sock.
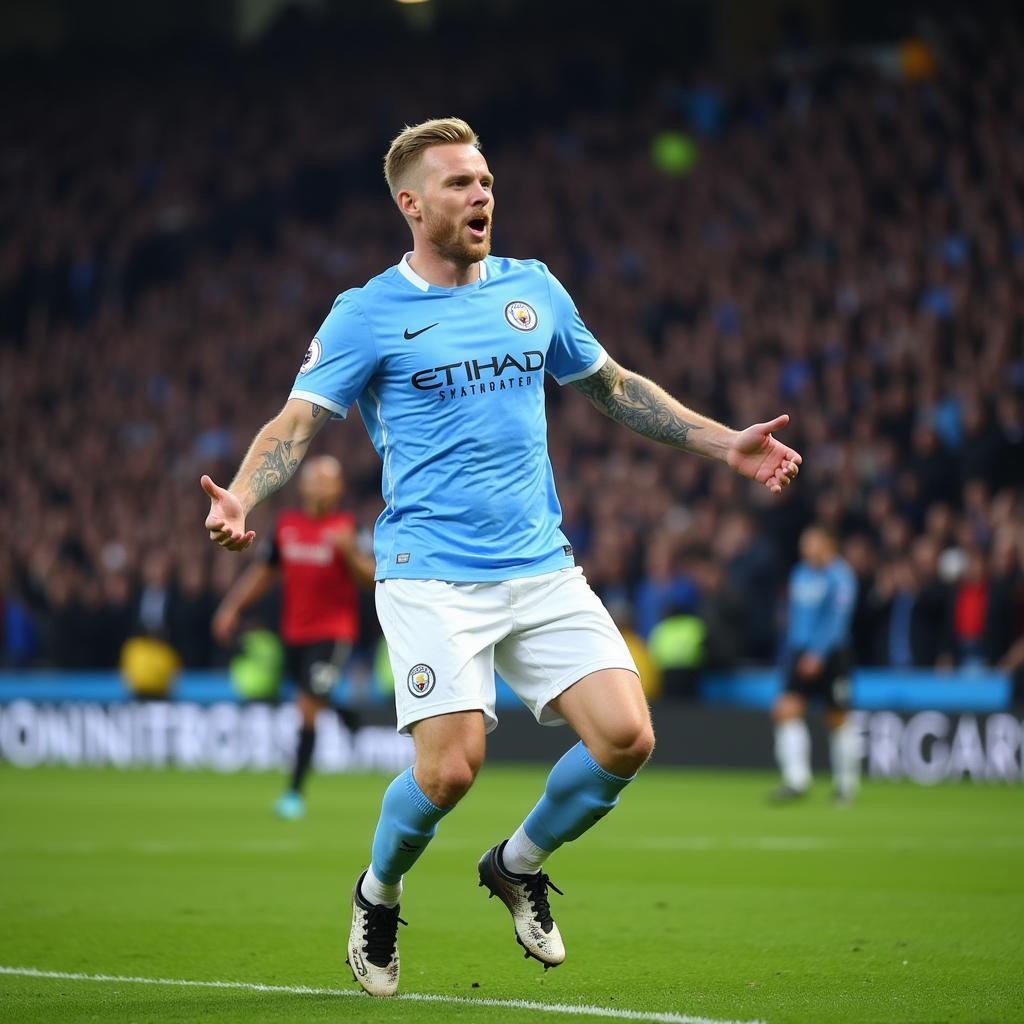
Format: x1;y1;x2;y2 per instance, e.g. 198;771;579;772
522;740;634;853
369;767;451;885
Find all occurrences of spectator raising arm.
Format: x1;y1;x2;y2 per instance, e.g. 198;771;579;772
203;398;329;551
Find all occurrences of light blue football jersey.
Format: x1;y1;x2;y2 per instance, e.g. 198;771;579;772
289;254;607;581
785;558;857;657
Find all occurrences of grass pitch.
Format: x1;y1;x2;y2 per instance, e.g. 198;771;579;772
0;763;1022;1024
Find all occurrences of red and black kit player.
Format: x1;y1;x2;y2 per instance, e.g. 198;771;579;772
213;455;375;818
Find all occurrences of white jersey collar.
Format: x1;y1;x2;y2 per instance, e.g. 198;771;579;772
398;252;488;292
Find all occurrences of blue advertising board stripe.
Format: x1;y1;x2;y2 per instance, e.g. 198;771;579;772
699;669;1011;713
0;668;1013;713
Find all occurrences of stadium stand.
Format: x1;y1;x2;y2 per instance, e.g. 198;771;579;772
2;14;1023;691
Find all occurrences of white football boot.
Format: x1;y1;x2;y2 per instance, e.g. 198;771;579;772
346;871;405;996
478;841;565;968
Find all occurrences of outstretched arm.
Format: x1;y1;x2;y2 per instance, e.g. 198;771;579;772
203;398;328;551
571;357;801;494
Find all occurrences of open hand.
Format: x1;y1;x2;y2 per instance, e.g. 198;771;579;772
726;415;802;495
202;475;256;551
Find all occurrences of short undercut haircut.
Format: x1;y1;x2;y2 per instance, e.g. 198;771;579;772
383;117;480;197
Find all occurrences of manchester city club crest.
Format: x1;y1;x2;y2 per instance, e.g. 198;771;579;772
504;300;538;332
407;663;436;698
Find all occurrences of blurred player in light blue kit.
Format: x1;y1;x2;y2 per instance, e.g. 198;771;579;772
202;117;803;996
771;524;860;804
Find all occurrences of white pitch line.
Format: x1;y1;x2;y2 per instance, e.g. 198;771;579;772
0;965;765;1024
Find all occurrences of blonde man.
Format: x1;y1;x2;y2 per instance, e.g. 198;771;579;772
203;116;802;996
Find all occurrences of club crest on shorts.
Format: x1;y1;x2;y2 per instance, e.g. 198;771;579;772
504;301;538;332
407;663;436;698
299;337;322;374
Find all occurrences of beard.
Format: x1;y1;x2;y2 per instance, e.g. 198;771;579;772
422;205;492;265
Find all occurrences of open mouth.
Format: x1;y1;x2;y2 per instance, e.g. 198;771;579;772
467;217;488;239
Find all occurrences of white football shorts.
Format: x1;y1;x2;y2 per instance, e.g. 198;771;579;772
375;567;639;735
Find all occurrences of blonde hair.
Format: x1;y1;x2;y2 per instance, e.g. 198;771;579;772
383;117;480;197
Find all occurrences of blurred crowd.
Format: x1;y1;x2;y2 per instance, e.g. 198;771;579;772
2;15;1023;691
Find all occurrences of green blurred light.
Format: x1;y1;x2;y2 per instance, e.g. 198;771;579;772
651;131;699;176
229;629;284;701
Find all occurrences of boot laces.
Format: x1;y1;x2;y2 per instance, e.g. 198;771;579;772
361;902;407;967
521;872;563;932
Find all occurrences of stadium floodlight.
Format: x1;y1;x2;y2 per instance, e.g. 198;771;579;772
394;0;435;30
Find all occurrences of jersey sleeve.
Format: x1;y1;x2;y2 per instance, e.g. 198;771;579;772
288;294;379;418
257;517;281;566
258;534;280;567
543;267;608;385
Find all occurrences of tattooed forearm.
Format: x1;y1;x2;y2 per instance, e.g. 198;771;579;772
573;361;703;449
226;400;327;514
571;361;620;404
250;438;299;501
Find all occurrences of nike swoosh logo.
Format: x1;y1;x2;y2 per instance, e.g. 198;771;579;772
404;323;439;340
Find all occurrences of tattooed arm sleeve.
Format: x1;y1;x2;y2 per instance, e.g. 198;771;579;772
229;397;328;514
571;358;733;459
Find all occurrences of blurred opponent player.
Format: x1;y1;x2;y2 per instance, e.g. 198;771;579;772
771;524;860;805
212;455;375;819
201;117;802;995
